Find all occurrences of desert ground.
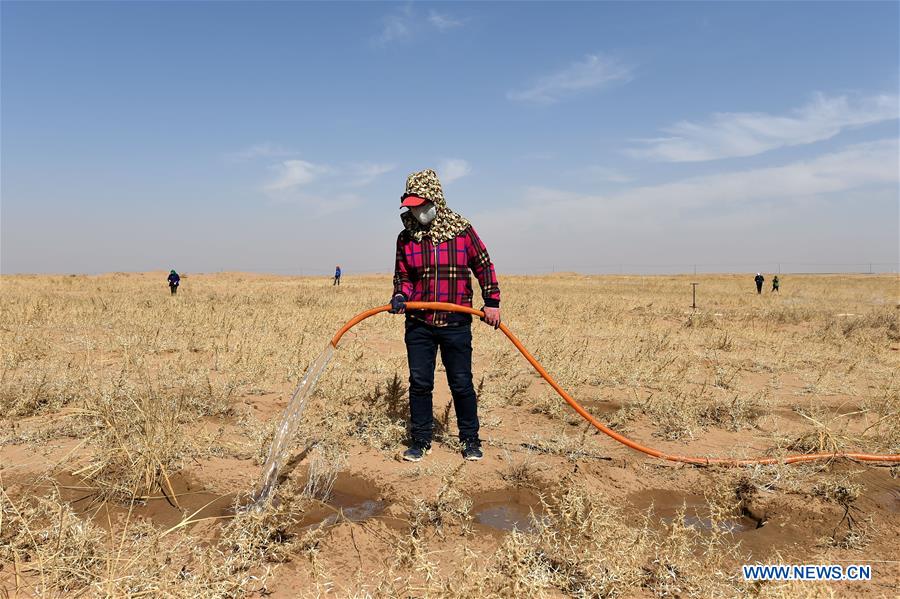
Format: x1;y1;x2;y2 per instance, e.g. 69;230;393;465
1;272;898;598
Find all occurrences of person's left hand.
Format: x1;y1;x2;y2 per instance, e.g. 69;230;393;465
482;306;501;329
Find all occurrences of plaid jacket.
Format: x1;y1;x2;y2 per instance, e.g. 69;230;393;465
393;225;500;327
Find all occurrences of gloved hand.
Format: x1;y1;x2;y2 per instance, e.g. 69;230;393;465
389;294;406;314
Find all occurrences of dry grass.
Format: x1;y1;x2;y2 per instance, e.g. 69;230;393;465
2;272;897;597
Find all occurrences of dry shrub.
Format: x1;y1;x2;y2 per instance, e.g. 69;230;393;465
165;366;237;417
492;477;747;598
1;485;106;593
757;306;818;326
624;390;700;441
811;476;869;549
408;464;471;538
521;425;608;461
217;500;299;570
348;374;408;450
479;374;530;408
697;390;768;432
0;363;94;418
0;483;273;597
830;309;899;341
860;376;900;453
498;449;545;488
782;408;854;455
530;390;563;418
75;377;192;501
683;312;718;328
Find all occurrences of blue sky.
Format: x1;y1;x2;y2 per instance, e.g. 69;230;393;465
2;1;898;274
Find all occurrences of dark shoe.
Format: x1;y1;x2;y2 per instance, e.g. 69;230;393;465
462;439;483;461
402;441;431;462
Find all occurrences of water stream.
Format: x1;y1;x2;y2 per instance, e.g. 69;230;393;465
250;344;334;508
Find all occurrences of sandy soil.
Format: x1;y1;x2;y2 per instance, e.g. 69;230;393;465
1;272;898;597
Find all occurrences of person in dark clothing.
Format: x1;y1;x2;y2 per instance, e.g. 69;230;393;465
168;270;180;295
772;276;780;293
333;265;342;286
389;169;501;463
754;273;764;294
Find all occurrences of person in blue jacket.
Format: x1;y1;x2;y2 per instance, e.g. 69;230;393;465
168;270;180;295
333;265;342;286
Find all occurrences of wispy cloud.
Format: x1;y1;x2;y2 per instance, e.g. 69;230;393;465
263;160;330;192
507;54;633;104
437;159;471;183
428;11;463;31
377;5;413;45
226;142;294;162
376;6;464;45
478;139;899;232
261;158;393;214
628;93;899;162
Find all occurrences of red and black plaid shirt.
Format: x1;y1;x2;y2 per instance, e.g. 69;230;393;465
393;226;500;327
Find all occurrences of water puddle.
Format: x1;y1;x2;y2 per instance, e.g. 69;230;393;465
29;469;391;533
33;472;237;530
668;513;750;533
471;488;543;533
855;468;900;514
297;472;388;530
627;489;757;534
252;344;335;507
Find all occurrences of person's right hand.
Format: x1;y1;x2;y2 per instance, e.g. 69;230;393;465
389;294;406;314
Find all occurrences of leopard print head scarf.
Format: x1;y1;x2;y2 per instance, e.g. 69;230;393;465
400;169;471;244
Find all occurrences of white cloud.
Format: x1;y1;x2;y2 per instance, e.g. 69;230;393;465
477;139;899;232
428;11;463;30
377;7;413;44
226;142;294;162
507;54;633;104
260;159;393;214
376;6;464;45
263;160;329;192
629;93;899;162
622;138;898;212
438;159;472;183
263;160;394;193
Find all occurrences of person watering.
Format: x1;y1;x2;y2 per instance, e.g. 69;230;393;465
389;169;501;462
334;265;342;286
168;270;180;295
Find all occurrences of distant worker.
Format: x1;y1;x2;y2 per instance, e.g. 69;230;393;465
772;276;780;293
168;270;180;295
333;265;342;286
754;273;764;294
389;169;501;463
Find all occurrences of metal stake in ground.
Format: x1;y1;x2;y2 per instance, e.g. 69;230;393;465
691;282;698;309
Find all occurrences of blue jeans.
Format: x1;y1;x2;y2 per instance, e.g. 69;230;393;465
405;318;479;444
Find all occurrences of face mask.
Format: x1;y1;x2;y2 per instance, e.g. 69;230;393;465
410;203;437;226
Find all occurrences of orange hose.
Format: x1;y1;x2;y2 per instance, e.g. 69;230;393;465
331;302;900;467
